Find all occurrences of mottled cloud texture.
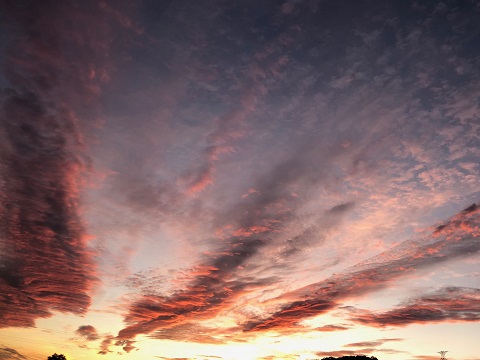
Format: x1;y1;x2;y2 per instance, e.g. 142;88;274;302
1;1;480;359
0;0;117;327
98;0;480;351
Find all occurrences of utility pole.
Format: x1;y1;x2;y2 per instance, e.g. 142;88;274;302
438;351;448;360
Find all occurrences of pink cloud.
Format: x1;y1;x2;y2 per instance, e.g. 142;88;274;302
0;0;131;328
179;24;296;197
352;287;480;327
243;204;480;332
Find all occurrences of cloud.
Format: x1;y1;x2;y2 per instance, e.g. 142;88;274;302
0;347;26;360
147;2;304;199
149;323;228;345
343;338;404;349
0;3;97;328
118;239;271;340
21;0;476;356
0;0;133;328
413;356;444;360
344;338;405;354
315;350;375;358
180;36;293;196
116;132;357;345
75;325;100;341
344;342;384;348
98;335;114;355
98;1;144;35
243;203;480;332
352;287;480;327
115;340;136;353
314;324;350;332
327;202;355;215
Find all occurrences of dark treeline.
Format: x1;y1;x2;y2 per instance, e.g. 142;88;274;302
321;356;378;360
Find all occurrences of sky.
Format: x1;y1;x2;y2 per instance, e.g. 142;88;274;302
0;0;479;360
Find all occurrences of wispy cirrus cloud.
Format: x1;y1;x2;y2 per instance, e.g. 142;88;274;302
413;356;445;360
0;347;26;360
149;323;230;345
243;204;480;332
314;349;407;358
351;286;480;327
344;338;404;348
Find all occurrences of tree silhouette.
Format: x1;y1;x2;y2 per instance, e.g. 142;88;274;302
47;354;67;360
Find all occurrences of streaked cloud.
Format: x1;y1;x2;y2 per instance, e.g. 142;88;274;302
0;347;26;360
352;287;480;327
243;204;480;332
344;339;403;348
116;143;356;342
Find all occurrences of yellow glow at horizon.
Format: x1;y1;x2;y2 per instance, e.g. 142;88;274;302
1;310;479;360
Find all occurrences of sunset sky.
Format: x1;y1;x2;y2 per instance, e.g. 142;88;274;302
1;1;479;360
